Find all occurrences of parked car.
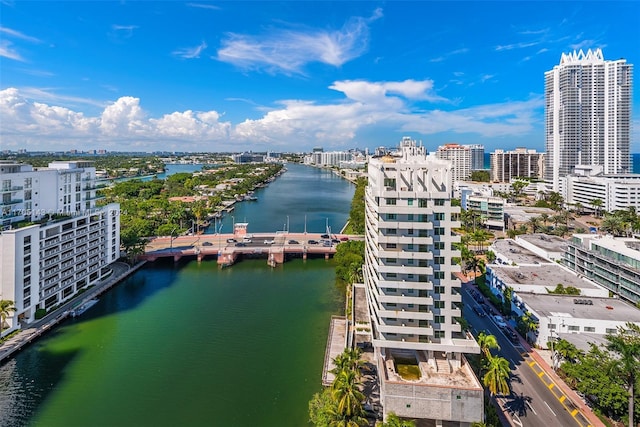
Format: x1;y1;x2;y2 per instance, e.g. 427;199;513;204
320;234;330;239
288;240;299;244
331;238;341;244
226;238;236;243
340;237;349;241
202;241;213;246
506;329;520;344
235;242;247;247
242;237;252;243
264;239;275;245
308;240;319;244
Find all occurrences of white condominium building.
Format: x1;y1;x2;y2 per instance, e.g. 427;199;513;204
365;137;482;424
490;148;545;182
561;166;640;213
544;49;633;191
0;161;120;334
435;143;472;183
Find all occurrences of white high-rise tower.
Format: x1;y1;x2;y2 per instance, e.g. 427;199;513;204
364;137;482;424
544;48;633;191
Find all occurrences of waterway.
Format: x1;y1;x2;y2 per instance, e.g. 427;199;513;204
0;163;354;427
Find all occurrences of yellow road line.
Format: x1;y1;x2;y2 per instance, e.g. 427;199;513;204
538;371;545;377
559;395;566;403
548;383;555;390
571;409;579;416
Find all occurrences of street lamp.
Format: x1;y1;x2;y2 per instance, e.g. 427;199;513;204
286;215;289;233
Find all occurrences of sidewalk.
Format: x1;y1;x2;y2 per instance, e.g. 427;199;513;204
0;260;146;365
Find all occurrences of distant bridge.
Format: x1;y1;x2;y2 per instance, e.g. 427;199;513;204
141;232;362;267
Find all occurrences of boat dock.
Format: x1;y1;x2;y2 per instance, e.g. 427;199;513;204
321;315;348;386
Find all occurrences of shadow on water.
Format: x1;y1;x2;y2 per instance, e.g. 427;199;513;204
0;345;81;427
68;257;183;324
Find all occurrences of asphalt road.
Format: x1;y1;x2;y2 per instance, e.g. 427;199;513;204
462;283;592;427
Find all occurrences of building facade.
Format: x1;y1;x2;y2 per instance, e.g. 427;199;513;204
544;49;633;191
435;143;472;183
561;169;640;213
365;137;482;424
0;161;120;334
468;144;485;171
461;192;505;230
564;234;640;304
490;148;545;183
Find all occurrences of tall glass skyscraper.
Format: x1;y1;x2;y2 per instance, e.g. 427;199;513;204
544;49;633;191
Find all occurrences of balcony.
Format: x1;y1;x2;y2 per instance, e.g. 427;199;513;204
0;199;23;206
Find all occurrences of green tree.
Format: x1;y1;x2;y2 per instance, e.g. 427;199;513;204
590;198;604;217
477;331;500;362
0;300;16;331
483;354;511;396
510;180;528;200
485;250;496;264
470;170;490;182
380;413;416;427
606;322;640;427
331;369;366;419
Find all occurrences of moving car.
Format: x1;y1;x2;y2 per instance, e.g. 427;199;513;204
202;241;213;246
226;238;237;243
320;234;330;239
288;240;299;244
493;315;507;329
473;305;485;317
235;242;247;247
308;240;319;244
264;239;275;245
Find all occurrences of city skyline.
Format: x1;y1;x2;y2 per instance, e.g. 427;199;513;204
1;1;638;153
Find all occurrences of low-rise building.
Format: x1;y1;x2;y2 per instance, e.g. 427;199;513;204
565;234;640;304
561;166;640;213
514;293;640;349
461;191;505;230
515;233;567;262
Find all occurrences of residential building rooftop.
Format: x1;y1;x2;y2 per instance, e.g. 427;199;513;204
490;264;601;291
518;293;640;323
516;233;568;254
491;239;549;265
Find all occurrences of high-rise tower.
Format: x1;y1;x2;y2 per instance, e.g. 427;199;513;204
544;49;633;191
364;137;482;424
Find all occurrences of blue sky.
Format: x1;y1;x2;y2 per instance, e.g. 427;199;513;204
1;1;639;153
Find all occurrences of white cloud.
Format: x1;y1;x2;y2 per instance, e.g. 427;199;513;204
186;2;220;10
0;39;23;61
173;41;207;59
0;84;543;151
216;9;382;74
111;25;139;39
495;41;540;51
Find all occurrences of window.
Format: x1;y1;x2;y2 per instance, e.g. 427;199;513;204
387;273;397;278
407;229;414;235
584;326;595;332
384;178;396;188
386;198;397;205
434;212;445;220
387;228;397;235
434;286;445;294
606;328;617;334
407;214;414;221
434;315;445;324
435;271;445;279
434;256;445;264
548;323;556;330
24;236;31;244
387;213;396;220
407;259;414;265
434;227;445;235
434;199;445;206
435;301;445;309
387;258;397;264
568;325;580;332
435;242;445;250
408;199;413;206
434;331;445;338
387;243;397;249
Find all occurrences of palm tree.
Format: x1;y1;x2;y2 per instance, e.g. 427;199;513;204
483;354;511;396
526;216;541;233
331;369;365;418
0;299;16;332
605;322;640;427
600;214;626;236
477;331;500;359
590;198;604;217
466;256;486;284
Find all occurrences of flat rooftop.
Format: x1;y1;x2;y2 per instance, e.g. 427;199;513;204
504;206;556;223
492;239;549;264
557;332;610;353
573;234;640;263
519;293;640;322
381;352;481;389
490;264;600;290
517;233;568;254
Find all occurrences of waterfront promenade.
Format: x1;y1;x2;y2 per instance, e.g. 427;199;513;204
0;261;146;366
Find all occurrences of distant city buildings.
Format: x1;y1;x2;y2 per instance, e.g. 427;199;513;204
561;165;640;212
468;144;485;171
231;152;265;163
0;161;120;334
490;148;545;183
544;49;633;191
364;137;483;424
303;150;353;167
435;143;472;183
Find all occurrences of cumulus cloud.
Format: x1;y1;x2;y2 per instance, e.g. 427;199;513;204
216;8;382;74
0;83;543;151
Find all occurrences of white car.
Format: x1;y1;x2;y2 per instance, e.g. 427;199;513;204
493;315;507;329
264;239;275;245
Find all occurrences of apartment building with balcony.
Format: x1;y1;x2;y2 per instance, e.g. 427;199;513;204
0;161;120;335
364;137;482;425
490;148;544;183
564;234;640;304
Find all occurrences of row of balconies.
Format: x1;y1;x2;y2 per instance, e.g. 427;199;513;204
43;238;60;249
1;185;24;192
0;198;22;206
43;256;60;267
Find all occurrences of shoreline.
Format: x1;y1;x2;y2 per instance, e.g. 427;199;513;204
0;260;146;366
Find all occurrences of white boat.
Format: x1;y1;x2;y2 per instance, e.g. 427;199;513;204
72;299;99;317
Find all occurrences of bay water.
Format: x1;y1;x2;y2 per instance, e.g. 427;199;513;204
0;163;354;427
